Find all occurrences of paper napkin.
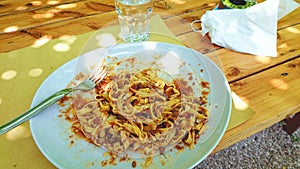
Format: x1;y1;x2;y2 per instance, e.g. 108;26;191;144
200;0;299;57
278;0;300;19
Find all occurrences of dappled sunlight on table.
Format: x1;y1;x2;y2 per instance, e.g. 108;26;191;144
286;27;300;34
232;92;249;111
47;0;61;5
254;56;271;64
51;35;77;52
59;35;77;44
1;70;17;80
95;33;117;47
269;78;289;90
32;9;62;19
3;26;19;33
207;2;217;7
15;6;29;11
5;125;31;141
278;42;288;49
226;92;255;131
53;42;71;52
32;35;53;48
30;1;43;6
56;3;77;9
170;0;186;5
32;12;55;19
28;68;44;78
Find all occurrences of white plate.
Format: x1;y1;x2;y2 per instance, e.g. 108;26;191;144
30;42;231;169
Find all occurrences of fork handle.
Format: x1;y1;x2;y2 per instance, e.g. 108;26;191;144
0;88;72;135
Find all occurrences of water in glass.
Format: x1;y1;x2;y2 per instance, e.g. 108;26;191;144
115;0;152;42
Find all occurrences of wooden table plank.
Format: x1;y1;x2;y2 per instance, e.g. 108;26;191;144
0;0;216;34
3;0;299;36
214;56;300;152
0;0;115;34
1;6;299;54
0;0;82;16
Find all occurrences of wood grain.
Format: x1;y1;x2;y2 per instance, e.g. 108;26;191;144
0;0;114;33
1;0;299;53
214;56;300;152
0;0;81;16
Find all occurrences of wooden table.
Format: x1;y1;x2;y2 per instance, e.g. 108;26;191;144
0;0;299;168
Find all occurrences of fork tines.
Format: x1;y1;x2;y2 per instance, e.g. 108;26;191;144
89;64;108;84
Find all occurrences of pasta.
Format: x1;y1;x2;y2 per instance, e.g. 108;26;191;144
74;67;210;157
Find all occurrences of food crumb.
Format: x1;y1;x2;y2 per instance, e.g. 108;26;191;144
132;161;137;168
69;140;74;147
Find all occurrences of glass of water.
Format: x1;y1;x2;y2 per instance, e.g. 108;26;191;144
115;0;153;42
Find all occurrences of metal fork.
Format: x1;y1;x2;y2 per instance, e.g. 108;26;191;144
0;63;108;135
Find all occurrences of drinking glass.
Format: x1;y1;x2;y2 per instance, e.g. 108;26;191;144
115;0;153;42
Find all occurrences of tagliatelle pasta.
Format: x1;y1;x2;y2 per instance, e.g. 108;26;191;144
73;67;210;157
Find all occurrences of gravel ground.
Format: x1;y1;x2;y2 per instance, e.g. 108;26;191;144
196;121;300;169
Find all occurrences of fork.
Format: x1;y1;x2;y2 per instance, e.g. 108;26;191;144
0;63;108;135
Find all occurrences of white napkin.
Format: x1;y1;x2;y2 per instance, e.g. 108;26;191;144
200;0;299;57
278;0;300;19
